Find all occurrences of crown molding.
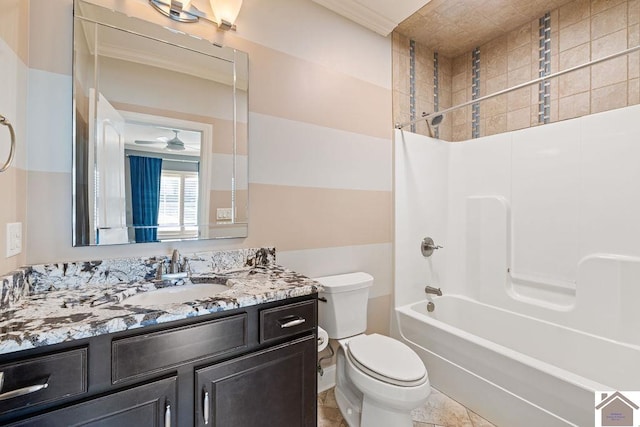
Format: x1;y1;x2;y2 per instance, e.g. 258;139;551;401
312;0;398;36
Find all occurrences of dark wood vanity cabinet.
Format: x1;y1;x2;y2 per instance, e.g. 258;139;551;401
8;376;177;427
0;348;88;415
0;295;317;426
195;336;316;427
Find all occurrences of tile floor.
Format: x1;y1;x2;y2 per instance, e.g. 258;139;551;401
318;386;496;427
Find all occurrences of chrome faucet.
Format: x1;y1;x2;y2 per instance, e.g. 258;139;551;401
424;286;442;296
158;249;188;281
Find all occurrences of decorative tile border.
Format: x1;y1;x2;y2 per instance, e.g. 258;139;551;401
434;52;440;139
472;47;481;139
410;39;417;133
538;12;552;124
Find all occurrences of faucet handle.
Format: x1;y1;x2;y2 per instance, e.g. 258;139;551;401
421;237;443;257
156;262;165;279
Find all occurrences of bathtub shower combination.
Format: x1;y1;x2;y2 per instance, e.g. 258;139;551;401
393;105;640;427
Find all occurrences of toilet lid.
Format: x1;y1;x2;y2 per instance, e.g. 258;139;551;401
347;334;427;386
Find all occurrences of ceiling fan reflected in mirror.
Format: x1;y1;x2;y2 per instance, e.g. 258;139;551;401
134;129;193;151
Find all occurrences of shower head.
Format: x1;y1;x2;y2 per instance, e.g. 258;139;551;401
422;112;444;138
430;114;443;127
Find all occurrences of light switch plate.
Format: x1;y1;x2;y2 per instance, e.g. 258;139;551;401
6;222;22;258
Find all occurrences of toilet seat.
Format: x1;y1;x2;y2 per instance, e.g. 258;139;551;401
347;334;427;387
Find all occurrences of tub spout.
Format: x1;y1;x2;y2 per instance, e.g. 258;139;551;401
424;286;442;296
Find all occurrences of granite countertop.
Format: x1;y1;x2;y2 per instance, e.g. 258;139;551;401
0;256;320;355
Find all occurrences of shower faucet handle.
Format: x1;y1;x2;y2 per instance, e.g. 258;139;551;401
421;237;443;257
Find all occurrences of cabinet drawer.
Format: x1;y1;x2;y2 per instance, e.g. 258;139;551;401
112;314;247;383
9;376;177;427
0;347;87;415
260;300;316;343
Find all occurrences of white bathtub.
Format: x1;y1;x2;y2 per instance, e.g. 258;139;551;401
395;295;640;427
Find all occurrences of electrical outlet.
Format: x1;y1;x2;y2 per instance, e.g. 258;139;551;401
6;222;22;258
216;208;232;221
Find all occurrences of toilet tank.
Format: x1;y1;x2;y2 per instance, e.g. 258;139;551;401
314;272;373;339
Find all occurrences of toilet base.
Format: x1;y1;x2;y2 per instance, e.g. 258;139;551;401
361;396;413;427
335;385;415;427
334;385;361;427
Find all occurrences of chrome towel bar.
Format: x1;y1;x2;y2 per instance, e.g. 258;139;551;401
0;114;16;172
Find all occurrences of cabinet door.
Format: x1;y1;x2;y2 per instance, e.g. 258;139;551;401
9;376;176;427
196;335;316;427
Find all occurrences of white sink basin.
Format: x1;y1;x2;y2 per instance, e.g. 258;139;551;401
123;282;229;306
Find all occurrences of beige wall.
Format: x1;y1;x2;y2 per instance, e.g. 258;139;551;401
394;0;640;141
0;0;29;274
3;0;394;335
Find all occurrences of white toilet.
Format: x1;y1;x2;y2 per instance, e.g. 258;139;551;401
315;272;431;427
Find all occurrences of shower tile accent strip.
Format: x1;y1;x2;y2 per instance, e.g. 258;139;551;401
0;247;322;354
538;12;551;124
471;47;481;138
433;52;440;139
409;39;417;133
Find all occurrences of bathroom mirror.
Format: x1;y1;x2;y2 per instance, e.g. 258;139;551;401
73;0;248;246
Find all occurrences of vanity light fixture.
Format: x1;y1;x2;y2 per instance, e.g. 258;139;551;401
149;0;242;30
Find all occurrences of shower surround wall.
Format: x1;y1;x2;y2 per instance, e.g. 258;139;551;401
397;104;640;334
2;0;394;336
393;103;640;426
393;0;640;141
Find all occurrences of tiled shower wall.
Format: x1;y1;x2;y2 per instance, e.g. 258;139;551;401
393;34;454;140
393;0;640;141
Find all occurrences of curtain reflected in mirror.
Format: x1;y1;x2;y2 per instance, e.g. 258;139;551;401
129;156;162;243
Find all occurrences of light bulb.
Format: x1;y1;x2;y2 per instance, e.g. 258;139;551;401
209;0;242;28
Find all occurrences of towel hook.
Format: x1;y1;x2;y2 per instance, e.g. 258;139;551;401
0;115;16;173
